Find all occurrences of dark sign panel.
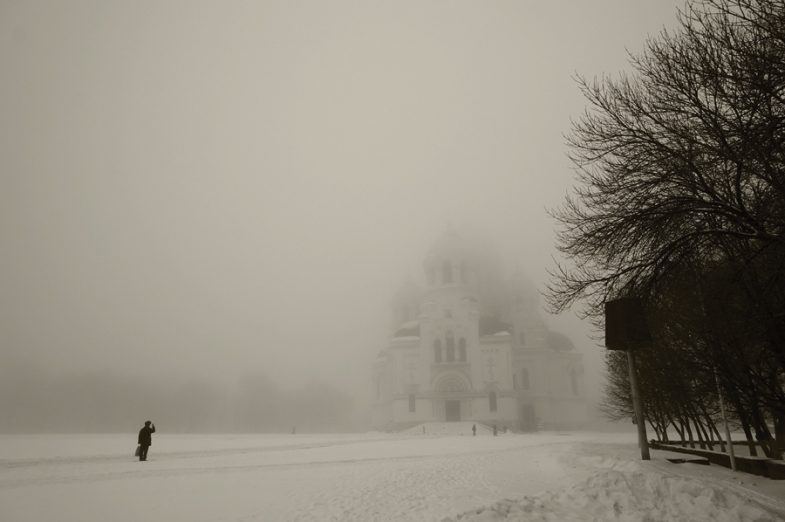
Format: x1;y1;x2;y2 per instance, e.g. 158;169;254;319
605;297;652;351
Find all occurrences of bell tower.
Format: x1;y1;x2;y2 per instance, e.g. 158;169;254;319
420;231;480;412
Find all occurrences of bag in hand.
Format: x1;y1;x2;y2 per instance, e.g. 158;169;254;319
134;445;141;457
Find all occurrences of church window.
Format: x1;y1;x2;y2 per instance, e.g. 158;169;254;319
443;261;453;284
446;332;455;362
458;338;466;361
435;374;469;393
521;368;530;390
570;369;579;396
489;392;497;412
409;394;416;412
434;339;442;363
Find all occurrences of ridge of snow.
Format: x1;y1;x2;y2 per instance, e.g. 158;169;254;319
446;448;785;522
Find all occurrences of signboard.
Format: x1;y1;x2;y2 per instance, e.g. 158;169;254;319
605;297;652;351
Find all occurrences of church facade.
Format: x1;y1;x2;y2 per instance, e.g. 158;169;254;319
372;232;587;431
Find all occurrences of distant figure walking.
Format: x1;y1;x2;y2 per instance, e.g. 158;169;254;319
472;424;477;436
137;420;156;461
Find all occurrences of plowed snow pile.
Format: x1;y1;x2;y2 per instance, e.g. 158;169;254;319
447;468;781;522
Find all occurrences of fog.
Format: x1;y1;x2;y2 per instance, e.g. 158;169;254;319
1;1;681;432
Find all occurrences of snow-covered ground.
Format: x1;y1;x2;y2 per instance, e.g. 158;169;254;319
1;430;784;521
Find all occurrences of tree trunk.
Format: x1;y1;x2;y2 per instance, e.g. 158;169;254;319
693;412;714;450
708;416;726;453
741;417;758;457
751;407;775;458
684;418;695;448
671;419;684;445
694;417;707;449
772;410;785;460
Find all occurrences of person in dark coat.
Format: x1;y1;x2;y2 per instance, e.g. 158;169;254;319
137;420;156;461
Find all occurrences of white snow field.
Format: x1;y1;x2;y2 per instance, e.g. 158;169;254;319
1;431;784;522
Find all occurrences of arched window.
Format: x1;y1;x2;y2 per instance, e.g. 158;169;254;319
446;331;455;362
521;368;530;390
434;339;442;363
570;369;579;396
443;260;453;284
489;392;497;412
458;338;466;361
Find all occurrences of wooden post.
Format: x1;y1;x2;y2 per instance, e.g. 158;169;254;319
627;350;650;460
714;368;737;471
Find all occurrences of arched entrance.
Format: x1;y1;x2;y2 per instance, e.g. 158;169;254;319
519;404;536;431
434;373;470;422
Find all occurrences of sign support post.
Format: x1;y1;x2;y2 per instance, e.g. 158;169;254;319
627;350;650;460
605;297;651;461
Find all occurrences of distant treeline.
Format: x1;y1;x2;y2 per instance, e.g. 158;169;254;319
0;361;356;433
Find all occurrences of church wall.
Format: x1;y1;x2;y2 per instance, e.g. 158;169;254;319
392;397;433;423
386;340;419;396
527;354;546;396
371;402;392;428
541;352;583;399
469;395;516;424
472;337;512;392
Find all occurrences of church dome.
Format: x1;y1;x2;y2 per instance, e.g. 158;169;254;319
393;320;420;339
425;229;470;261
546;330;575;351
390;279;422;330
508;271;540;309
422;229;484;288
479;315;513;336
392;278;422;303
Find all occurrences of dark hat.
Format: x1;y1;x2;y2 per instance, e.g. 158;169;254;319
145;420;152;426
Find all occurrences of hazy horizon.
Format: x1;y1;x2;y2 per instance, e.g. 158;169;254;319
1;0;684;429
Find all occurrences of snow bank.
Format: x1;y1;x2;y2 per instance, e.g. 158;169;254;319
445;458;784;522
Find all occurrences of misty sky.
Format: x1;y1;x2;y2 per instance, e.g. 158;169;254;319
1;1;683;401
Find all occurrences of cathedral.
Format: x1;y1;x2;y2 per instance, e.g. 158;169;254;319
372;231;587;431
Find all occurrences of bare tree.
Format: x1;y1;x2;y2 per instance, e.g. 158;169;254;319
549;0;785;456
548;0;784;316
